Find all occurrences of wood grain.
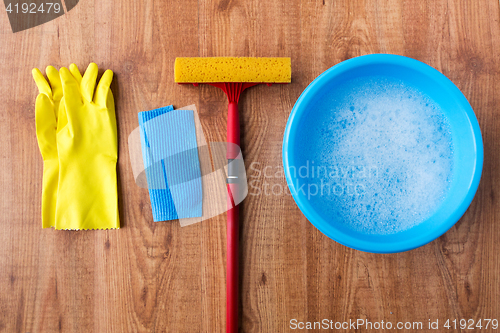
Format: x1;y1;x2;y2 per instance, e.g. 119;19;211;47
0;0;499;332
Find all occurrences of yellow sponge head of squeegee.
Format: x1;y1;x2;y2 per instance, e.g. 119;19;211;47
174;57;291;83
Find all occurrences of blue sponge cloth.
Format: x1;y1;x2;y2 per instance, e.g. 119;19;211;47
138;105;202;222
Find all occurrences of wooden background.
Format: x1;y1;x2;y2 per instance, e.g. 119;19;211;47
0;0;499;332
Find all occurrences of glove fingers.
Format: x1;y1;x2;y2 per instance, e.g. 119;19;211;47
107;90;115;111
69;63;83;85
32;68;52;99
35;93;57;159
46;66;63;102
81;63;98;102
60;67;83;109
57;96;69;134
94;69;114;107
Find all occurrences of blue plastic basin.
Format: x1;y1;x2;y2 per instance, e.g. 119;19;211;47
282;54;483;253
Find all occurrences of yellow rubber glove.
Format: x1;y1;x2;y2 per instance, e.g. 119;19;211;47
55;63;119;230
33;66;62;228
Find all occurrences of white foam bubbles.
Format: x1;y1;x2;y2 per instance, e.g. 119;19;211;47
295;76;454;235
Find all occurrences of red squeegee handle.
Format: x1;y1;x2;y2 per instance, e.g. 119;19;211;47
218;82;264;333
181;82;275;333
226;101;239;333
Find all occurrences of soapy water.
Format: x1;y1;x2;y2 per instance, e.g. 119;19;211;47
295;76;454;235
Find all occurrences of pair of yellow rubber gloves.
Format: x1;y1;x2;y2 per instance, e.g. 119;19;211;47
33;63;119;230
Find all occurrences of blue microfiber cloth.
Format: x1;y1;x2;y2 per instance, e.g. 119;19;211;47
138;105;202;221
